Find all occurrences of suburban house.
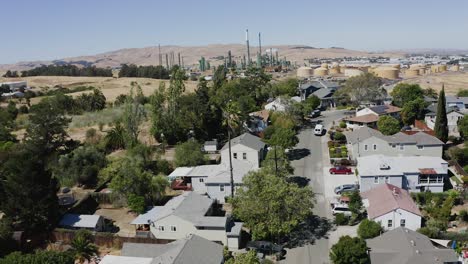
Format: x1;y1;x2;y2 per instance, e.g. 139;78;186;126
361;183;422;231
425;105;465;137
58;214;105;232
344;105;401;129
298;80;341;108
357;155;448;193
264;97;300;112
168;159;256;202
100;255;153;264
446;95;468;110
220;133;266;169
130;191;243;249
345;127;444;160
118;235;223;264
366;227;460;264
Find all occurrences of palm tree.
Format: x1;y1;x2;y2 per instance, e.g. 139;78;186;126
223;101;241;199
105;122;126;150
69;230;99;264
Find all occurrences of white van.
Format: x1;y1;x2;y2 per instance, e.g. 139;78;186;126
331;204;352;216
314;124;324;136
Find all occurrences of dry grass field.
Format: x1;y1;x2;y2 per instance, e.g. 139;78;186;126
402;71;468;95
0;76;198;103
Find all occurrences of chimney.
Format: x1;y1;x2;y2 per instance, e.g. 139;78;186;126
392;187;398;195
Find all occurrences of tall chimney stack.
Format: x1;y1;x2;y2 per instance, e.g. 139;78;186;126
246;29;250;67
258;32;262;67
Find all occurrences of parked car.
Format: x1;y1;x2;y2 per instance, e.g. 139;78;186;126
334;184;359;194
331;204;352;216
246;241;286;258
329;166;352;175
309;109;321;118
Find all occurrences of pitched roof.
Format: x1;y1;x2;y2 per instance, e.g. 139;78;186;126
346;127;443;146
100;256;153;264
59;214;101;229
344;113;379;124
446;95;468;105
369;105;401;115
357;155;448;177
131;192;226;228
168;159;257;184
312;88;333;99
361;183;422;219
122;235;223;264
249;109;270;122
366;227;459;264
221;133;265;151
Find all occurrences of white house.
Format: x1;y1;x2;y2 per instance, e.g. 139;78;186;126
361;183;422;231
345;127;444;159
357;155;448;193
168;159;257;202
344;105;401;129
220;133;266;169
264;97;294;112
446;95;468;110
130;192;242;250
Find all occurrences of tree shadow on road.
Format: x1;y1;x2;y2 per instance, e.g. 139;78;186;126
288;148;311;161
282;215;334;249
286;176;310;188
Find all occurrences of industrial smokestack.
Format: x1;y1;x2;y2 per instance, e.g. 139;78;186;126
246;29;250;67
178;53;181;66
158;44;162;66
258;32;262;67
165;54;169;69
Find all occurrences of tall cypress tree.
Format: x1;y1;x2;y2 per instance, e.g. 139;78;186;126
434;85;448;142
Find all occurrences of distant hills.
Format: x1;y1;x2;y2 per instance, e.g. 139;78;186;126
0;44;406;72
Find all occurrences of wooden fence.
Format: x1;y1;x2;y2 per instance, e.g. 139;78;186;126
50;230;173;248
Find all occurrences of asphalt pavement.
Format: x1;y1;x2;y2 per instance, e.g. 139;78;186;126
281;110;349;264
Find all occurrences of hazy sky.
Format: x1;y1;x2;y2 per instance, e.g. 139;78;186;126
2;0;468;64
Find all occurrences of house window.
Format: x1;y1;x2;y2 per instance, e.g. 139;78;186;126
170;226;177;232
400;219;406;227
243;153;247;160
364;145;368;151
220;185;225;192
374;177;379;184
233;153;237;159
388;220;393;228
158;226;165;231
385;176;389;183
199;178;204;183
373;144;377;151
399;144;404;150
392;144;396;148
417;145;424;150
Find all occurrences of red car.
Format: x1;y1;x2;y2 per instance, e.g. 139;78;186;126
329;166;352;175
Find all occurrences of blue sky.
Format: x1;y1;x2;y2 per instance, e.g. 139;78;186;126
2;0;468;64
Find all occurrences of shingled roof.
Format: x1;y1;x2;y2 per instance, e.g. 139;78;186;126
346;127;444;146
221;133;266;151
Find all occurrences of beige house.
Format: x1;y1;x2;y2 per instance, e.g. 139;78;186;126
346;127;444;160
345;105;401;129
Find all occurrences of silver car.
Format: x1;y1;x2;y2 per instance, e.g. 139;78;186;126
334;184;359;194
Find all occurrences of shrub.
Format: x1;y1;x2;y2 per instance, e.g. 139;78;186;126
334;132;346;142
357;219;382;239
18;105;28;114
335;213;348;225
417;227;440;238
127;194;146;214
459;210;468;222
339;121;347;129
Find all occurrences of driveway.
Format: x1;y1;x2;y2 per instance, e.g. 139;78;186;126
282;110;357;264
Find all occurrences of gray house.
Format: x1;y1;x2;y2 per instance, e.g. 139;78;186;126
298;80;340;108
346;127;444;160
121;235;224;264
358;155;448;193
366;227;460;264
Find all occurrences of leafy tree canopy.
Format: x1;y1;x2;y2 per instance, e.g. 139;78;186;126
330;236;370;264
339;73;385;105
377;115;401;135
390;83;424;107
357;219;382;239
0;251;74;264
225;250;260;264
457;89;468;97
174;140;206;167
458;115;468;139
434;87;448;142
401;98;427;125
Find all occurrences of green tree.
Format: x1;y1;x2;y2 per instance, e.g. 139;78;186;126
54;146;107;187
0;218;14;257
104;122;126;151
174;141;206;167
357;219;382;239
0;251;74;264
223;101;242;198
348;191;363;216
424;88;438;98
264;127;298;177
377;115;401;135
302;95;321;116
458;115;468;139
127;194;146;214
6;101;18;120
0;108;16;143
457;89;468;97
271;78;298;97
390;83;424;107
265;127;298;150
232;169;315;240
434;86;448;142
338;73;385;104
69;230;98;264
401;98;427;125
122;84;147;148
225;250;260;264
330;236;370;264
0;149;60;235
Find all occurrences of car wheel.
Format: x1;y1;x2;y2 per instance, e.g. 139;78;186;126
331;172;335;175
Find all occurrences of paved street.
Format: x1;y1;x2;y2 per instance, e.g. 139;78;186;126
282;110;357;264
